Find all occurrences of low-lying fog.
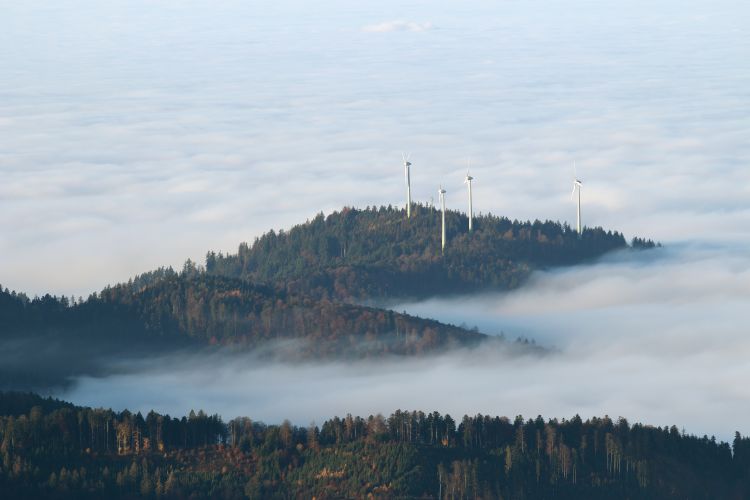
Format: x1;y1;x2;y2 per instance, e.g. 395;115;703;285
57;241;750;442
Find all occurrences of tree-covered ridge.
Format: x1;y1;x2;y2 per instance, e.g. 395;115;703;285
205;205;634;301
1;271;524;364
1;392;748;499
0;204;651;388
95;273;498;355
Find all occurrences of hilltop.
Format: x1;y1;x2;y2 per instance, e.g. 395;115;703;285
204;205;647;301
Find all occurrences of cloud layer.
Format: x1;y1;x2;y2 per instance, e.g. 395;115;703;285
58;242;750;442
3;0;749;442
362;20;434;33
1;0;748;297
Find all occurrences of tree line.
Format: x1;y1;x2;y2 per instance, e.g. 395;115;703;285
0;392;747;499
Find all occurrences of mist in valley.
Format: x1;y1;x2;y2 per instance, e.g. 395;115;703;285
49;241;750;442
2;0;748;447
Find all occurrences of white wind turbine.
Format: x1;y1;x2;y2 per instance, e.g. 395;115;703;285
571;162;583;236
464;158;474;231
403;152;412;218
438;185;447;253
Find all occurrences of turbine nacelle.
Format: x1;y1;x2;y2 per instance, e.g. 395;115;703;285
402;152;412;167
571;179;583;198
464;158;473;184
571;160;583;196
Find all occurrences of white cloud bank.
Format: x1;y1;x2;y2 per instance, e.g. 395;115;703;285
57;242;750;442
0;0;748;297
3;0;750;442
362;20;434;33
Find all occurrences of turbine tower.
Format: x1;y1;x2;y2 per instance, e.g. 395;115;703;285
403;153;412;218
464;159;474;231
438;185;447;253
571;162;583;236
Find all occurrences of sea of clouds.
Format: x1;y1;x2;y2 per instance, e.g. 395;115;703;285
1;0;749;440
2;0;747;296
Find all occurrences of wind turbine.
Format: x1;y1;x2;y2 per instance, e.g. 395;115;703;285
438;185;447;253
403;153;412;218
571;162;583;236
464;158;474;231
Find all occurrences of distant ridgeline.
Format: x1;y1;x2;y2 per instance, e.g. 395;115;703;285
204;205;652;301
0;392;747;499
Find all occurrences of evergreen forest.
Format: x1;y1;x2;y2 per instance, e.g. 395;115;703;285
0;392;747;499
0;206;689;499
2;206;644;388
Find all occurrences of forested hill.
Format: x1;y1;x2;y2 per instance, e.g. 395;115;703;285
1;273;536;388
1;392;749;499
0;205;652;387
205;205;646;301
94;273;496;354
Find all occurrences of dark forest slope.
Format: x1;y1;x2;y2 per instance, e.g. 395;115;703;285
205;205;637;301
94;273;496;354
1;393;748;499
1;274;499;354
1;273;535;388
